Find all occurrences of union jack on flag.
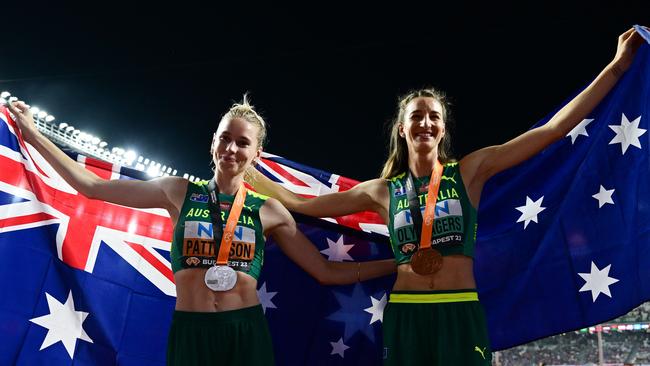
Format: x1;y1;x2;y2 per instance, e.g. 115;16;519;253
0;105;177;365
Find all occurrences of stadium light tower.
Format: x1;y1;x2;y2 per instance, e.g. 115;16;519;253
3;91;201;181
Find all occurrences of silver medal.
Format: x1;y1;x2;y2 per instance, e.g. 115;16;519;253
204;265;237;291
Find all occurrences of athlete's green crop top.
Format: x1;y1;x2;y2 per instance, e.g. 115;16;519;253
386;162;477;264
170;181;269;279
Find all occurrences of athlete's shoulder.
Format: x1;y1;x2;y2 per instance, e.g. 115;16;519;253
246;189;270;201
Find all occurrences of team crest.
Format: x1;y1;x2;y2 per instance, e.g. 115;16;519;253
189;193;209;203
400;243;417;255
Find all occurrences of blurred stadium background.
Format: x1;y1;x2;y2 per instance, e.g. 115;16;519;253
495;302;650;366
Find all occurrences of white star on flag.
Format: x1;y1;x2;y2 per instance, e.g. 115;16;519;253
578;261;619;302
330;337;350;358
592;185;615;208
364;293;387;325
609;113;645;154
515;196;546;229
257;282;278;314
320;235;355;262
567;118;594;144
29;291;93;358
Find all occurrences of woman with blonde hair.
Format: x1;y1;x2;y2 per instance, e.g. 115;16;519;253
246;27;646;365
6;96;396;365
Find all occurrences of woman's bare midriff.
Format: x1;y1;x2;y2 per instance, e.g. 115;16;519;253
174;269;260;312
393;255;476;291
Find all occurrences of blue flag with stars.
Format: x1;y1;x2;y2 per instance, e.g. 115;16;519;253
258;215;395;365
476;25;650;350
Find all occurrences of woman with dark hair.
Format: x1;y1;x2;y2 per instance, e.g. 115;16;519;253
246;27;646;365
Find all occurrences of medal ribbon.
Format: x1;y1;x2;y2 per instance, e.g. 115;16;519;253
406;161;444;250
208;180;247;265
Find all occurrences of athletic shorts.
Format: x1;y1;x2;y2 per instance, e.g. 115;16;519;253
167;304;274;366
383;289;492;366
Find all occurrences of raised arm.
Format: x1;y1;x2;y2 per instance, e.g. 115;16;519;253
6;101;184;215
247;167;390;220
260;198;396;285
460;27;647;206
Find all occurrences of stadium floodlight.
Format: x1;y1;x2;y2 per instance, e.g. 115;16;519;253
124;150;137;163
147;165;160;177
23;97;203;184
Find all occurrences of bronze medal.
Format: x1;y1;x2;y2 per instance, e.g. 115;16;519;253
410;247;443;275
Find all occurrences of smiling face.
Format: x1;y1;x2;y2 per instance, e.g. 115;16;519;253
399;96;446;155
212;117;262;177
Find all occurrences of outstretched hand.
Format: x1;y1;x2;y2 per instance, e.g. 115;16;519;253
6;100;39;142
612;26;648;73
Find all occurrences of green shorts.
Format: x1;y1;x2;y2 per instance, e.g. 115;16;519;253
167;304;274;366
383;289;492;366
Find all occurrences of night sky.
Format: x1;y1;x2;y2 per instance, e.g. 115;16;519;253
2;3;647;181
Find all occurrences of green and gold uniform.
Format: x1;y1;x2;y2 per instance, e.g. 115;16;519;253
167;181;274;366
383;163;492;365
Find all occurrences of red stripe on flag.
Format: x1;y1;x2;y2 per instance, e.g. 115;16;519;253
262;159;310;187
82;157;114;180
125;241;175;284
0;212;58;228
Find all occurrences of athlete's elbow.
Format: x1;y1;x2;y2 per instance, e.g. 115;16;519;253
312;262;340;286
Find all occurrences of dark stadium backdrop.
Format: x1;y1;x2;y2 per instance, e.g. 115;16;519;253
1;2;647;181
